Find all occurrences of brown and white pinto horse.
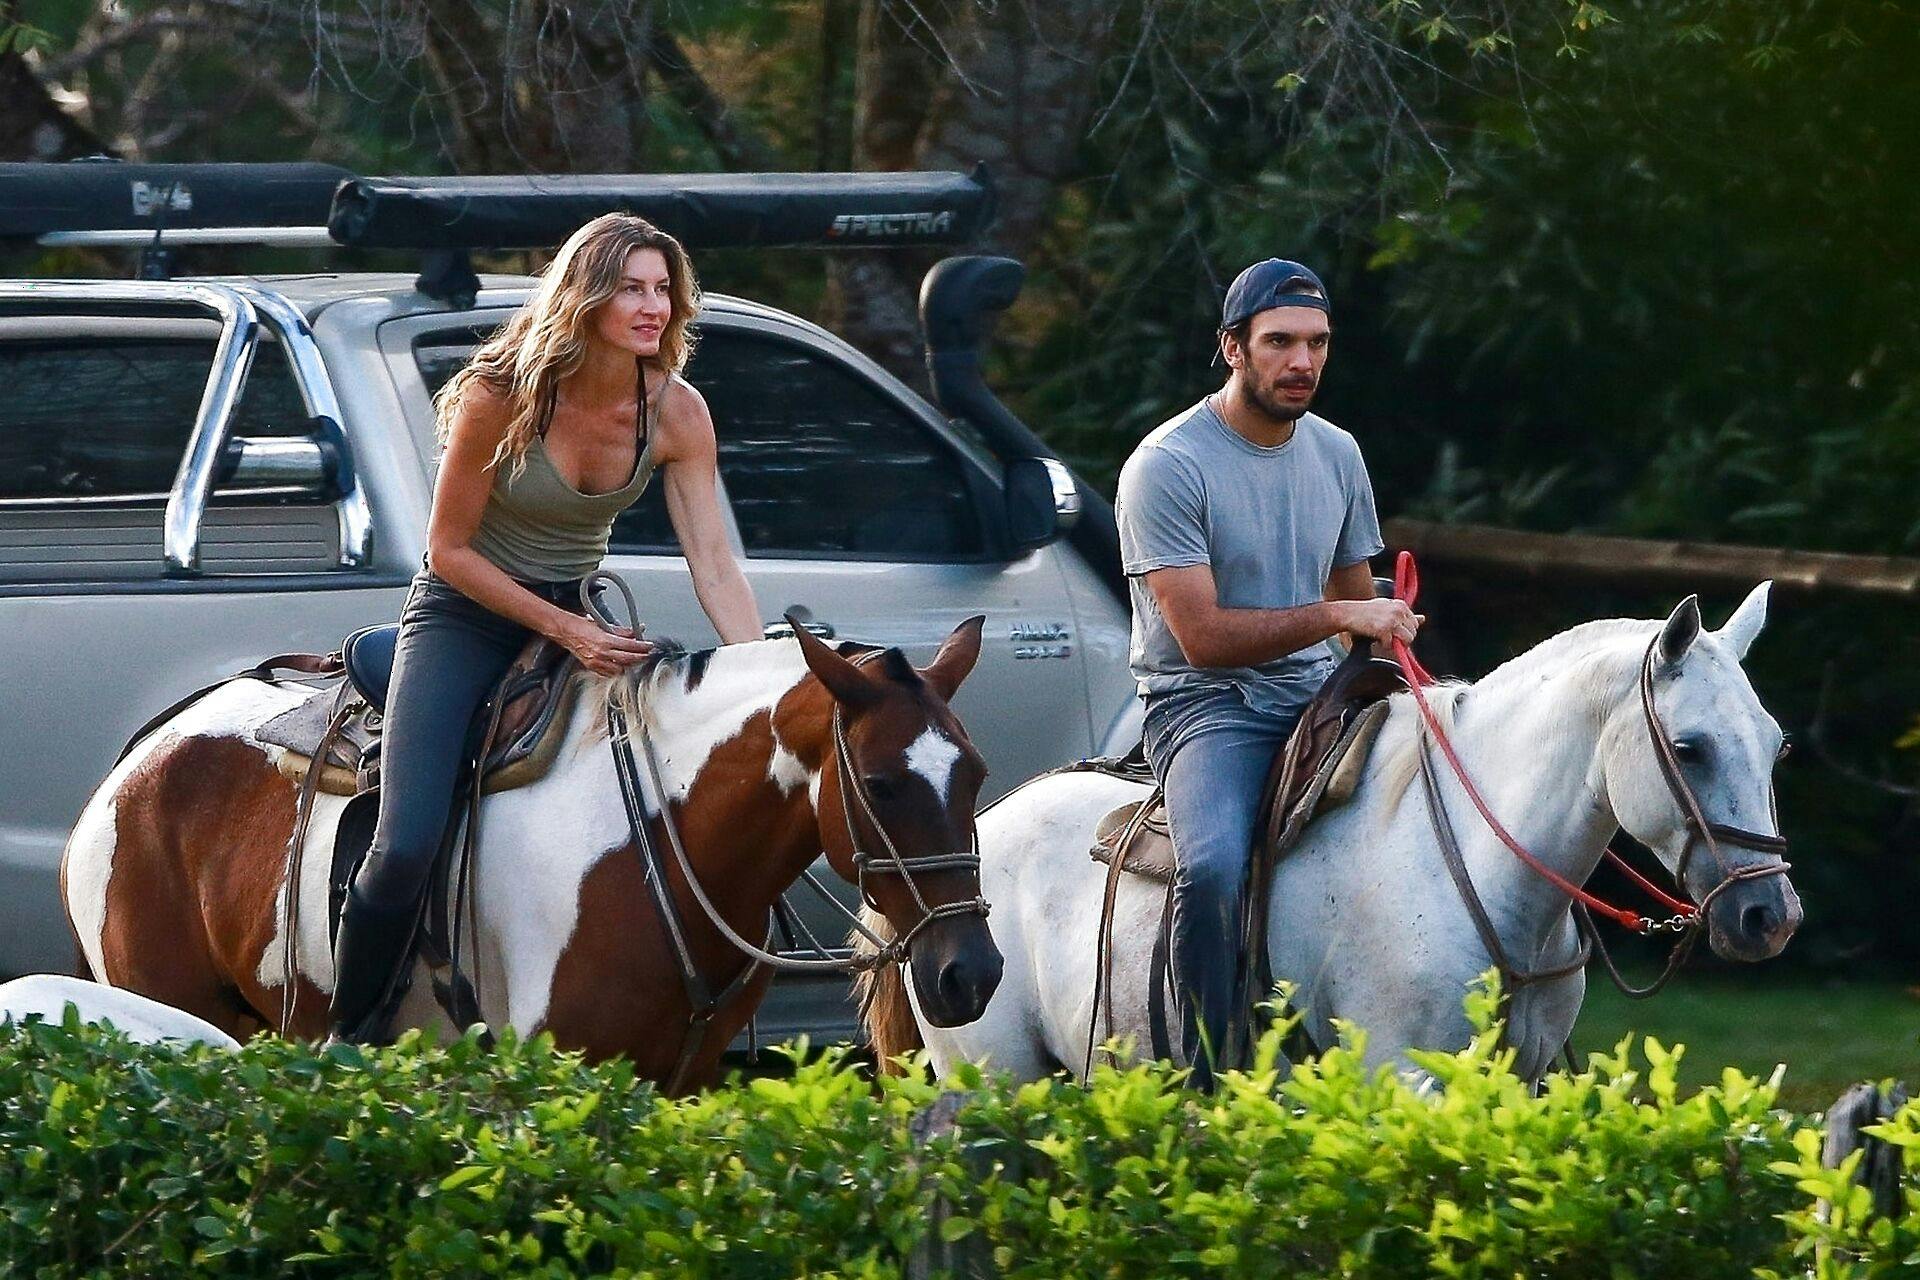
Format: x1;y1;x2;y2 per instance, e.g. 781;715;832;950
60;619;1001;1091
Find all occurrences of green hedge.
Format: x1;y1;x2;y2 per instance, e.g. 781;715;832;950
0;987;1882;1278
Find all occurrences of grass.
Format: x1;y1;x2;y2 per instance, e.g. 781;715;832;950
1573;973;1920;1112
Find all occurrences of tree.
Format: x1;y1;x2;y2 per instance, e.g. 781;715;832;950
0;5;108;161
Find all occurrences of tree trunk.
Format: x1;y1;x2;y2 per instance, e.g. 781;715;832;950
525;0;651;172
420;0;650;174
830;0;1113;386
814;0;857;170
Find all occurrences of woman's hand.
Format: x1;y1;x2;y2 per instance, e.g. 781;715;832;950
553;613;655;676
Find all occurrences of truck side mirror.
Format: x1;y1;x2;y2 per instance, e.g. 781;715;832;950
214;415;349;500
1004;456;1080;554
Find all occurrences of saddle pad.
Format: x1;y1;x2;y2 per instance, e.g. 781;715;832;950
268;670;596;797
256;680;373;771
1088;698;1393;884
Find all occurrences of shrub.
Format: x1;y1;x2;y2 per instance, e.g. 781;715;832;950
0;986;1821;1278
1763;1089;1920;1280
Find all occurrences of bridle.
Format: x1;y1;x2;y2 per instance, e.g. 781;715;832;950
1582;630;1791;996
1393;553;1790;1000
829;704;992;961
588;572;988;1087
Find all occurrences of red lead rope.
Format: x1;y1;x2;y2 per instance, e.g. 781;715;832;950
1387;551;1694;933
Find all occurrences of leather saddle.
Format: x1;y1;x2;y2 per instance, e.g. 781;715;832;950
256;624;591;800
1090;645;1409;883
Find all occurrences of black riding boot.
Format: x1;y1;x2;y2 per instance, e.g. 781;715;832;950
326;883;421;1045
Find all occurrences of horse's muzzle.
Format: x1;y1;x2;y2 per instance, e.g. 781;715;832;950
1706;866;1803;961
910;917;1003;1028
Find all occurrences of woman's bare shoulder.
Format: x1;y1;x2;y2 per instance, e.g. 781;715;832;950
444;374;516;457
659;372;710;420
650;374;714;459
457;373;517;417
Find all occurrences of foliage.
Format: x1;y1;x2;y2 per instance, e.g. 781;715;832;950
0;1016;917;1277
1370;0;1920;556
1763;1091;1920;1279
934;995;1801;1278
982;0;1920;566
0;981;1834;1278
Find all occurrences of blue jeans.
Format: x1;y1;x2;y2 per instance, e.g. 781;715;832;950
1142;687;1302;1088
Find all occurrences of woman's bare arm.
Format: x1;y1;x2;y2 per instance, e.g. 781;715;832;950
654;381;762;645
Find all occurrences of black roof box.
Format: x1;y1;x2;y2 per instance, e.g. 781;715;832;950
328;169;993;250
2;161;994;252
0;161;352;239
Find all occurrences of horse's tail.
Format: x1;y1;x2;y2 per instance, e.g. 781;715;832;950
852;907;922;1074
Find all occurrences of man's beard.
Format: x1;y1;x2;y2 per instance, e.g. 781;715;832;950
1246;377;1315;422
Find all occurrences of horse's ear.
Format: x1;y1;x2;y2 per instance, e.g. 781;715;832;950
789;615;882;709
920;615;986;702
1715;580;1771;661
1659;595;1702;666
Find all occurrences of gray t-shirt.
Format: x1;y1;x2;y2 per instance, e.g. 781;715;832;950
1115;398;1385;718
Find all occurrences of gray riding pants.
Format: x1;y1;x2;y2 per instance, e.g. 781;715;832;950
350;571;585;911
1142;687;1303;1088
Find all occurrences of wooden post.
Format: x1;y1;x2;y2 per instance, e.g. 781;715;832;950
906;1090;999;1280
1822;1080;1909;1222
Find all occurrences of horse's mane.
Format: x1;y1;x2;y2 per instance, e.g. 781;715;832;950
595;634;902;737
1366;617;1661;813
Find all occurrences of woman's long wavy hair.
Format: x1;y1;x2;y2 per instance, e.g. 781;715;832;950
433;213;700;477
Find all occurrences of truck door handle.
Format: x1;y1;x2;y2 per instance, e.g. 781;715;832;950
764;619;836;640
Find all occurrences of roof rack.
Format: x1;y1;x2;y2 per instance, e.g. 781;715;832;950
2;160;995;305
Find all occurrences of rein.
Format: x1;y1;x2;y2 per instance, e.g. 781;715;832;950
584;572;988;1087
1388;552;1789;998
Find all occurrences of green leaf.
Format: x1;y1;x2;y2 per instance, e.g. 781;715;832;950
438;1165;491;1191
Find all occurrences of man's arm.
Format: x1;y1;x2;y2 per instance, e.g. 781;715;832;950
1145;562;1417;669
1325;559;1377;603
1323;558;1378;654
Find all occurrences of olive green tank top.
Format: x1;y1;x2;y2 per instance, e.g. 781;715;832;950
469;368;660;583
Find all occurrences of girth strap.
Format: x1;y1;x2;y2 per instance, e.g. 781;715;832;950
1086;787;1160;1080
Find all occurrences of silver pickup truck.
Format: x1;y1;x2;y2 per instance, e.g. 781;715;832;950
0;162;1141;1043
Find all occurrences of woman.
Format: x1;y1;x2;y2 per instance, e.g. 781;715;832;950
328;213;762;1044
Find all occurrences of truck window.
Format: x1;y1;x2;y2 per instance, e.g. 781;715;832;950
0;332;309;500
412;323;987;560
685;332;986;561
0;319;343;581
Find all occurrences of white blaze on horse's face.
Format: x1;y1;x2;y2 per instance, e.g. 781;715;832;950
1605;585;1788;893
904;727;965;804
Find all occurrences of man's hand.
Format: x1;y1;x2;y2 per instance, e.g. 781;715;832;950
1335;597;1423;647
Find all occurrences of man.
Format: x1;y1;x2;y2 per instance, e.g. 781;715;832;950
1114;258;1420;1088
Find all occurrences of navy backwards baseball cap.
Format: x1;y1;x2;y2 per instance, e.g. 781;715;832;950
1219;258;1329;331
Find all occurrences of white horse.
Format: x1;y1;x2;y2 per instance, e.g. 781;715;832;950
865;585;1802;1083
0;974;241;1049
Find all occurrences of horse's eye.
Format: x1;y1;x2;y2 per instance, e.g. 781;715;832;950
1671;738;1706;764
863;774;898;802
1776;735;1793;761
